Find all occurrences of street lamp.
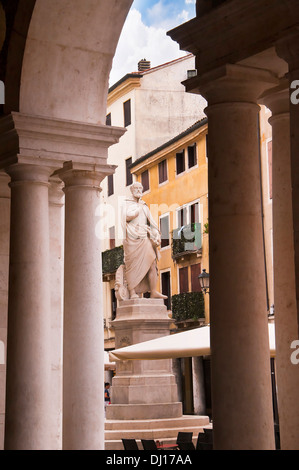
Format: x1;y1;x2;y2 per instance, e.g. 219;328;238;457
198;269;210;294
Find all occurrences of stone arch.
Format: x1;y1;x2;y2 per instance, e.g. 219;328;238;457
1;0;133;123
0;0;37;114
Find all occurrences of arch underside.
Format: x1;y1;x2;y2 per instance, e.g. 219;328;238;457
0;0;133;123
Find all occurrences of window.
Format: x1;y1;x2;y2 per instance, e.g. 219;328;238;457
187;69;197;79
191;264;201;293
108;174;114;197
161;271;171;310
190;202;200;224
126;158;133;186
160;214;170;249
188;144;197;169
123;99;131;127
109;226;115;249
178;207;187;228
141;170;149;192
106;113;111;126
179;267;189;293
176;150;185;175
111;289;117;321
177;201;200;227
158;159;168;184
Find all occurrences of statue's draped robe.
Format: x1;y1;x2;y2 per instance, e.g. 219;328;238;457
122;199;160;293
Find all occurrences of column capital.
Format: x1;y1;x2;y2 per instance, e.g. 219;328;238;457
276;29;299;74
6;163;52;187
49;177;65;207
259;78;290;117
191;64;279;105
55;161;115;192
0;170;11;198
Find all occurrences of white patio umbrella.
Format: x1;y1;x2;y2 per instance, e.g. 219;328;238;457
104;350;116;370
109;323;276;362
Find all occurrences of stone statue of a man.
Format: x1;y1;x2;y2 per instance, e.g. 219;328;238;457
121;182;167;300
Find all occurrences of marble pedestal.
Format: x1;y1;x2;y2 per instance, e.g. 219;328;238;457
106;298;182;420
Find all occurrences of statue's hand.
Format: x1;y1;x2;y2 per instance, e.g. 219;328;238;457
151;231;161;247
127;206;140;221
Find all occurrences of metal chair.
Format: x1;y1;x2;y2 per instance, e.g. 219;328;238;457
141;439;159;450
197;441;213;450
203;428;213;442
176;432;193;444
122;439;139;450
177;441;196;451
196;429;213;450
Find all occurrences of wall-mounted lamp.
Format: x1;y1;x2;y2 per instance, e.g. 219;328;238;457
198;269;210;294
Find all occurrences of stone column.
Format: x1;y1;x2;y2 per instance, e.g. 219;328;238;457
0;172;10;450
276;33;299;337
260;81;299;450
0;113;124;450
48;178;65;449
198;64;277;449
4;163;53;450
192;357;206;415
57;163;107;450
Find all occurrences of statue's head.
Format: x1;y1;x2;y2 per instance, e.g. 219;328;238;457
130;182;143;200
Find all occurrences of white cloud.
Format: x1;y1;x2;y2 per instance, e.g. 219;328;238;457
185;0;196;4
146;1;192;30
109;8;187;86
178;9;190;23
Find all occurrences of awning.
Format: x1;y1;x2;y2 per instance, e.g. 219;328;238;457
109;323;276;362
104;350;116;370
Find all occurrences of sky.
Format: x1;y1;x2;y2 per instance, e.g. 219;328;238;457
109;0;196;86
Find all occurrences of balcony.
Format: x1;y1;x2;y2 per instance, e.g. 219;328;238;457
172;223;202;260
102;245;124;279
171;291;205;323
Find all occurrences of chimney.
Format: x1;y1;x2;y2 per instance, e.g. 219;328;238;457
138;59;151;72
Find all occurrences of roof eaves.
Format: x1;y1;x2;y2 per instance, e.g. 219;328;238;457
108;73;143;94
130;117;208;170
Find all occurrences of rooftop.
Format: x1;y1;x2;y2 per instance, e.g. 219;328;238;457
130;117;208;170
108;53;194;94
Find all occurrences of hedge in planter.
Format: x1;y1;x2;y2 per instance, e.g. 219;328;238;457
102;245;124;274
171;291;205;322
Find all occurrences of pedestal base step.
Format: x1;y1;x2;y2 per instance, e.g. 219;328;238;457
106;402;183;420
105;415;211;450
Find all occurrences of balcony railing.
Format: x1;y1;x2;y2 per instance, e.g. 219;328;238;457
171;292;205;323
102;245;124;275
171;223;202;259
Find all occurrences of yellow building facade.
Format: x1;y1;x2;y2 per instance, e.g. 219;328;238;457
131;118;210;326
